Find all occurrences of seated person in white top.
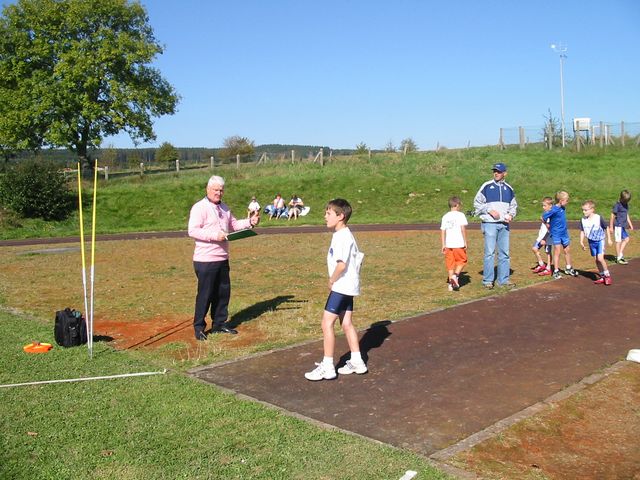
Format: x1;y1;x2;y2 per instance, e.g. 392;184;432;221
247;196;260;218
288;194;304;220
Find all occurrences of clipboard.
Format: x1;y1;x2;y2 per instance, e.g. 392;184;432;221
226;228;258;241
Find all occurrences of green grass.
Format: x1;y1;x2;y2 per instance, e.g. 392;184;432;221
1;145;638;239
1;144;638;478
0;310;448;480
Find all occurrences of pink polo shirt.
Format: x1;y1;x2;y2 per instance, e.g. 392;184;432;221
188;197;252;262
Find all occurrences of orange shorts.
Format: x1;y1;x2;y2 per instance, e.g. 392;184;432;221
444;247;467;271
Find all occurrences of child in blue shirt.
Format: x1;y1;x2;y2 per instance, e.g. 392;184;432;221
609;189;634;264
542;191;578;279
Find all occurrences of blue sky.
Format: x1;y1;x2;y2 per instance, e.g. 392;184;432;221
104;0;639;150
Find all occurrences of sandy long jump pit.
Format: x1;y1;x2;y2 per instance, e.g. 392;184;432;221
190;261;639;457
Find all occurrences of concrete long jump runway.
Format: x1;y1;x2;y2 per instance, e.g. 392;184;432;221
190;259;639;458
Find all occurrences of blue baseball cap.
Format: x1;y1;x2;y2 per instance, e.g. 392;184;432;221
492;162;507;172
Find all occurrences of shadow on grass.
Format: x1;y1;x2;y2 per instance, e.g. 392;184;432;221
126;320;193;350
337;320;392;367
227;295;305;328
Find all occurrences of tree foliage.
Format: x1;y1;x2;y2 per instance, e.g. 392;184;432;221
0;0;179;167
542;109;563;147
384;140;396;152
400;137;418;153
156;141;179;166
355;142;368;154
0;160;74;220
222;136;255;158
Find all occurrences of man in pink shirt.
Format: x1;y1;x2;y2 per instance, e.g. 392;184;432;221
188;175;260;340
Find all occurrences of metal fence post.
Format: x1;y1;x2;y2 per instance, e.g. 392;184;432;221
621;121;625;147
176;158;180;172
236;154;240;168
210;155;214;169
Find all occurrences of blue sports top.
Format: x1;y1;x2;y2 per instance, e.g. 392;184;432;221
542;204;568;236
580;213;607;242
611;201;629;227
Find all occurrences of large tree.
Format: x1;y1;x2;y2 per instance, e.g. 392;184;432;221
0;0;179;168
156;141;179;166
222;135;255;159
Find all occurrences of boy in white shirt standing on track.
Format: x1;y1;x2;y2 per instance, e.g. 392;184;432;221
580;200;613;285
440;196;468;291
305;198;367;381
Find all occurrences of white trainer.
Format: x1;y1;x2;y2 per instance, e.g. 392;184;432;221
304;362;337;381
337;360;368;375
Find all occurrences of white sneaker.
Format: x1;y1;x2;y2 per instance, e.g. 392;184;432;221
304;362;337;381
337;360;368;375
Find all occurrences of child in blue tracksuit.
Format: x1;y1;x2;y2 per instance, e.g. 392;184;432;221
610;189;633;264
542;191;578;279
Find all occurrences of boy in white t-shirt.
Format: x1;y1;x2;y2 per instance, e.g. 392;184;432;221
440;196;468;291
305;199;366;381
580;200;613;285
532;197;553;276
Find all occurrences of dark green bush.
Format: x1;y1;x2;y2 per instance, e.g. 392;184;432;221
0;160;75;220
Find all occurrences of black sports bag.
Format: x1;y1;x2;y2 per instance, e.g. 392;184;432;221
54;308;88;347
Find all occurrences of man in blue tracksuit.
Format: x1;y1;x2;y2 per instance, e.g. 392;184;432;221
473;162;518;289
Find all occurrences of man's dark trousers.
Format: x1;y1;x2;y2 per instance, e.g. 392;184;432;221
193;260;231;335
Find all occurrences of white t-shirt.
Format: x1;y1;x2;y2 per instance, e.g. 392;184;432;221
327;227;360;296
535;222;550;243
440;211;468;248
248;200;260;212
580;213;607;242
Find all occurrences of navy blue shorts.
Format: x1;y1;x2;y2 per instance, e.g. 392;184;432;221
324;291;354;314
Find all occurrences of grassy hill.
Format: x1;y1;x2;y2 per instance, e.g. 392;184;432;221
1;145;638;239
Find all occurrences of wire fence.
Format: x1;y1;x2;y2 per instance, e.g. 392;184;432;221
498;120;640;150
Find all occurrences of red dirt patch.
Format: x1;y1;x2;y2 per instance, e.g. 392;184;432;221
96;313;268;356
449;362;640;479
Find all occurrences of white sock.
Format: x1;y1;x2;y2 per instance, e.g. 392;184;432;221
604;270;610;277
322;357;334;368
350;352;363;363
539;260;545;266
566;264;572;269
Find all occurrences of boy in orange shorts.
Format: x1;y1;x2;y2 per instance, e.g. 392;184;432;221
440;196;468;291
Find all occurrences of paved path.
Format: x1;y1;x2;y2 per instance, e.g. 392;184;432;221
191;260;639;457
0;221;544;247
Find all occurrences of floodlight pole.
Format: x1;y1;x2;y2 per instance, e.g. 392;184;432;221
551;43;567;148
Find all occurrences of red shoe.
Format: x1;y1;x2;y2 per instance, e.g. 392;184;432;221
532;264;546;273
538;269;552;276
593;276;605;284
604;276;612;286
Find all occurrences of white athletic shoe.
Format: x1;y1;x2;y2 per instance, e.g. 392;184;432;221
337;360;368;375
304;362;337;381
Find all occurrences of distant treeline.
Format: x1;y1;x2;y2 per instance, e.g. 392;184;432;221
11;144;359;167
